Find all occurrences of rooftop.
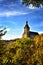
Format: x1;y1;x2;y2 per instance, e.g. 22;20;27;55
24;21;30;30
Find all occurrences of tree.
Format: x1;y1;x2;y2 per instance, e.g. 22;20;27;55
0;27;7;40
22;0;43;7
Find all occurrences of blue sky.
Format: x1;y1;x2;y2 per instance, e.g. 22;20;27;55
0;0;43;40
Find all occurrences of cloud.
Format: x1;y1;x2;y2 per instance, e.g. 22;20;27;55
2;28;23;40
38;31;43;34
2;34;15;40
2;33;22;40
6;28;10;32
10;21;17;25
0;11;28;17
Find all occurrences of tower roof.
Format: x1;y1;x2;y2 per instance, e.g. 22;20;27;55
24;21;30;30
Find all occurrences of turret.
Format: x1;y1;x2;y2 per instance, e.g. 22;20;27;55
24;21;30;31
23;21;30;38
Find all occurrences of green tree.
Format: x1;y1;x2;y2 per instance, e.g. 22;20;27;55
22;0;43;7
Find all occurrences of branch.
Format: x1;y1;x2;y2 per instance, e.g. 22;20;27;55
0;28;6;32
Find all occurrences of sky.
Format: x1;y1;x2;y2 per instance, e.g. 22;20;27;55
0;0;43;40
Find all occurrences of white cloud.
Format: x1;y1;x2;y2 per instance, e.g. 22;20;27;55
2;34;22;40
11;21;17;25
38;31;43;34
2;34;15;40
2;28;23;40
6;28;10;32
0;11;28;17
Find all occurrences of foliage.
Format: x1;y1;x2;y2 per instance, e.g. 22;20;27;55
22;0;43;7
0;33;43;65
0;40;7;65
0;27;7;40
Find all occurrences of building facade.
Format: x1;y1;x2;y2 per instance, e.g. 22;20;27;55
22;21;39;38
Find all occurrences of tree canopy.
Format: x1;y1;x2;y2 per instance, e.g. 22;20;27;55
22;0;43;7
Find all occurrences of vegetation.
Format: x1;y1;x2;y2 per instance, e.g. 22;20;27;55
22;0;43;7
0;27;7;40
0;33;43;65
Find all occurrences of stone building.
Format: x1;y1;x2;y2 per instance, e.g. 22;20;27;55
22;21;39;38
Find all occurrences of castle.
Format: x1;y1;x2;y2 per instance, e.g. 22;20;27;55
22;21;39;38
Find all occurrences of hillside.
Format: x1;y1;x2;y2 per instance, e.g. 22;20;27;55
0;33;43;65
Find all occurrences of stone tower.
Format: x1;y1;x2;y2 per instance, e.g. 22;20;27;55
23;21;30;38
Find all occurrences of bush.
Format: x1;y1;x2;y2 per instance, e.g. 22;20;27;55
0;34;43;65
